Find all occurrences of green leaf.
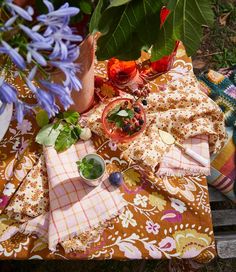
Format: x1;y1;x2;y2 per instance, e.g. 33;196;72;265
94;0;214;61
173;0;214;56
89;0;108;33
35;124;62;146
115;119;124;128
108;113;118;121
96;0;163;60
167;0;177;10
126;109;134;119
117;110;129;117
79;0;93;14
36;110;49;128
53;122;61;130
56;112;64;119
55;126;77;152
63;111;79;125
73;125;82;138
108;0;132;8
151;0;214;61
151;16;176;61
108;105;121;116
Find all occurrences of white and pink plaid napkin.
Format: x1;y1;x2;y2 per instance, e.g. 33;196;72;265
158;135;210;176
0;140;126;252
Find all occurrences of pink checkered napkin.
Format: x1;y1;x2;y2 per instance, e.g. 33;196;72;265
158;135;210;176
0;140;126;252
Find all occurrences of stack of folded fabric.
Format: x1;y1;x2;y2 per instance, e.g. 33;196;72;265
0;140;127;252
198;68;236;202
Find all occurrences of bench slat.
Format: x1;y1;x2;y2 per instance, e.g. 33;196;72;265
209;186;227;202
215;232;236;240
216;239;236;258
212;209;236;226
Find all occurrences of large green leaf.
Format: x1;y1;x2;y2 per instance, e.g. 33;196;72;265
35;124;63;146
62;110;79;125
36;110;49;128
89;0;109;33
108;0;132;8
173;0;214;55
55;126;77;152
79;0;93;15
151;11;176;61
152;0;214;61
93;0;214;61
96;0;163;60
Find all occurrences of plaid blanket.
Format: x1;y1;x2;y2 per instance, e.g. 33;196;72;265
198;68;236;202
0;140;126;252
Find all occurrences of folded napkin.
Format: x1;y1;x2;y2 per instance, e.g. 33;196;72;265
159;135;210;176
0;140;126;252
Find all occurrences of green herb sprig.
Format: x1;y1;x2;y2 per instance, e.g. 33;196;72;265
108;106;134;128
77;158;103;179
36;110;82;152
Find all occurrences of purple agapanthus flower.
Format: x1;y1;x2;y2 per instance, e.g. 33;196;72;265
5;1;33;21
0;0;83;123
19;24;48;42
2;15;18;30
15;100;25;124
59;90;74;110
50;61;81;91
1;41;26;70
26;45;47;66
36;89;59;117
0;78;18;103
40;81;74;110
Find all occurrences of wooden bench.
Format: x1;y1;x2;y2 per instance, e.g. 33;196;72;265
209;186;236;259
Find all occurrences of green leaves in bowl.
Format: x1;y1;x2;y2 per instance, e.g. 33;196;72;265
77;157;103;180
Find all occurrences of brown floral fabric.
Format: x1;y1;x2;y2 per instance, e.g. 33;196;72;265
4;155;49;222
0;44;216;265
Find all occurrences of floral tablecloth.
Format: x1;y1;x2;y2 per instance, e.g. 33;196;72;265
0;45;216;265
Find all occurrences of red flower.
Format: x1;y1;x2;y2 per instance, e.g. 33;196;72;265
107;58;138;86
160;6;170;27
151;54;174;73
150;6;178;75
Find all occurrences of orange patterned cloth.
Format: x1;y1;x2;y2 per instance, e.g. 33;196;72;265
0;45;216;267
0;140;126;252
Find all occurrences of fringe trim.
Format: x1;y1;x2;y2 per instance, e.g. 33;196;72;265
157;168;210;177
51;206;125;253
16;207;125;253
19;225;48;244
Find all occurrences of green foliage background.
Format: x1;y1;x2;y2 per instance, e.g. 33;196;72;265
90;0;214;60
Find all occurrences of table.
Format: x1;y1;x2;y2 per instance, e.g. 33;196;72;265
0;45;216;266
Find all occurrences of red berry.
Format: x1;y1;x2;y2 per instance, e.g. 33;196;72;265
139;119;144;125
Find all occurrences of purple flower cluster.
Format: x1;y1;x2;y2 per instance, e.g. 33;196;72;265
0;0;83;123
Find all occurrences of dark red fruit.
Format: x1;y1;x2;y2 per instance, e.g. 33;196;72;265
142;99;147;106
134;107;141;113
139;119;144;125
